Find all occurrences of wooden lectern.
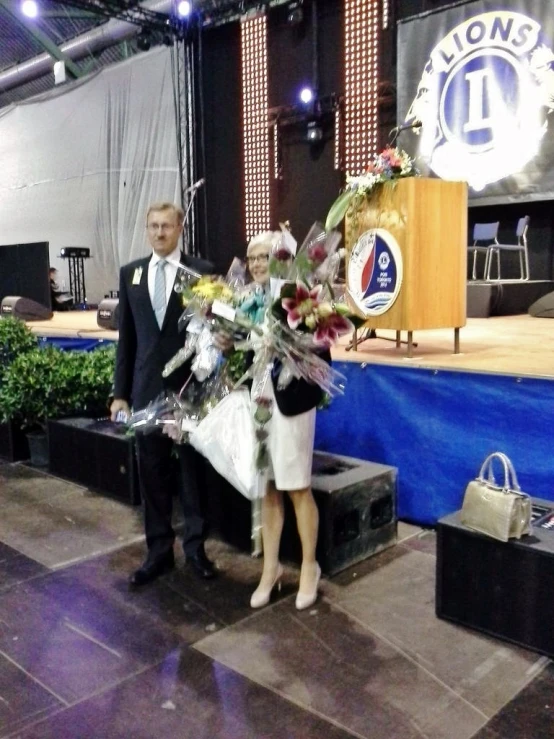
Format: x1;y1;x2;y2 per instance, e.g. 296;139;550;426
346;177;468;357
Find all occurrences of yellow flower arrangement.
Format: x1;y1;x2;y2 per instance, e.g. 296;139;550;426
182;275;234;307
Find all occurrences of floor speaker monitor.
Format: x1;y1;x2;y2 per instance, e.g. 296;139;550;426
528;291;554;318
0;296;53;321
97;298;119;330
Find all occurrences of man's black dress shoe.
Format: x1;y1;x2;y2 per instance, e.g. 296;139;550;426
186;549;217;580
129;553;175;588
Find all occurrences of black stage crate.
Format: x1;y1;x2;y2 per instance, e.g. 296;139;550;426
206;451;397;576
0;421;29;462
436;500;554;658
48;417;140;505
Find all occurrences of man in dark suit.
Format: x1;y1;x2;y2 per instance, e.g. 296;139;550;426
110;201;216;586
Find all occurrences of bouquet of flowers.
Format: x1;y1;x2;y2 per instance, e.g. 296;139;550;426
325;147;419;231
163;259;251;383
267;221;361;351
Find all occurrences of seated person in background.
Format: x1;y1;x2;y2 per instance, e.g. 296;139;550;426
49;268;73;310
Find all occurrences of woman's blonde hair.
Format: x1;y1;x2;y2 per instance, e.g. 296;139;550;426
246;231;281;256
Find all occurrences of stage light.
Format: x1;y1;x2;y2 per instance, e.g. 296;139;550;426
287;2;303;25
21;0;38;18
177;0;191;18
306;121;323;143
344;0;380;175
299;87;314;105
136;31;151;51
241;14;270;241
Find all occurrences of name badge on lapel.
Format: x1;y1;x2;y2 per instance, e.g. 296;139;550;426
132;267;143;285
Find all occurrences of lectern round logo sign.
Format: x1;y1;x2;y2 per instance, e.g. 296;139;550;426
347;229;403;317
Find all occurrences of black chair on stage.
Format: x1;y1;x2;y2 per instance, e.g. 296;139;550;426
468;221;499;281
486;215;530;282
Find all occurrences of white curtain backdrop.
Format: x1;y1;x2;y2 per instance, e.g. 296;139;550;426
0;47;181;304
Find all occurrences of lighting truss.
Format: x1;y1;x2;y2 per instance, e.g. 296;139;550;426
48;0;188;37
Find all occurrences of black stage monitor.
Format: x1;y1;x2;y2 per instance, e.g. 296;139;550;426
97;298;119;330
1;296;53;321
529;292;554;319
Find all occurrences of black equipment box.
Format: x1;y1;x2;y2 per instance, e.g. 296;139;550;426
206;451;397;576
436;500;554;658
60;247;90;258
48;417;140;505
0;420;30;462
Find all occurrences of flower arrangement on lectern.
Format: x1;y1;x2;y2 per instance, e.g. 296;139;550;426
325;147;419;231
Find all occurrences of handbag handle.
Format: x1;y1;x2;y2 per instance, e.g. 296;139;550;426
478;452;521;493
495;452;521;492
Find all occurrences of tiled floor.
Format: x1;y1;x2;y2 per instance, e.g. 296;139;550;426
0;462;552;738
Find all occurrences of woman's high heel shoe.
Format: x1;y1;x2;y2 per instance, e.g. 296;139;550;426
250;564;284;609
295;563;321;611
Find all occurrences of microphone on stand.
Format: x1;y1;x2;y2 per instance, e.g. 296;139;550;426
389;119;422;144
185;178;205;194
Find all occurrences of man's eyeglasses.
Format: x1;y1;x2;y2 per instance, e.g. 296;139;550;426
247;254;270;264
147;223;176;233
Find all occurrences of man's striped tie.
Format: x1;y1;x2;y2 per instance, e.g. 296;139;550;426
153;259;167;328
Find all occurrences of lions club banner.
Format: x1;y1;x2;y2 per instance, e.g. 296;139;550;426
397;0;554;204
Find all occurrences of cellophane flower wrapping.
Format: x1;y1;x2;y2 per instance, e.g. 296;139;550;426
128;364;234;444
189;387;260;500
285;221;342;288
128;393;200;441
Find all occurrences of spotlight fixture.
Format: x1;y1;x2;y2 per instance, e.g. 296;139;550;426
177;0;191;18
287;1;303;26
299;87;314;105
306;120;323;143
136;30;151;51
21;0;38;18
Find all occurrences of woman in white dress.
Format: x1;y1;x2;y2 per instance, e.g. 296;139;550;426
245;232;324;611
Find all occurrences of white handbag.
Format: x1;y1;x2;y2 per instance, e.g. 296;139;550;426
460;452;531;542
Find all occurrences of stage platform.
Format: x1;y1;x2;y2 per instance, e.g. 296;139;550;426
25;311;554;379
334;314;554;379
26;310;118;341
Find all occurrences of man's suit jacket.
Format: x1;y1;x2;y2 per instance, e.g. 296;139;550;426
113;252;213;410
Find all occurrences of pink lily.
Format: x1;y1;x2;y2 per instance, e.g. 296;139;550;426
314;312;354;347
282;283;323;330
307;243;328;265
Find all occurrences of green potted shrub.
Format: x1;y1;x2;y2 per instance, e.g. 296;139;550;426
0;317;39;460
0;343;116;465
